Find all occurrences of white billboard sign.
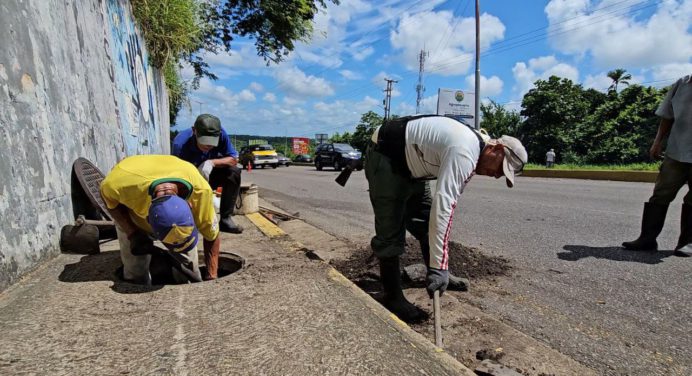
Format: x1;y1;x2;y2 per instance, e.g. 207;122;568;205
436;88;475;120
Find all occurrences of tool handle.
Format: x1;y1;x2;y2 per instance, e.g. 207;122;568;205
433;290;442;348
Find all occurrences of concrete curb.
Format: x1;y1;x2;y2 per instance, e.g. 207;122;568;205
522;169;658;183
247;201;476;375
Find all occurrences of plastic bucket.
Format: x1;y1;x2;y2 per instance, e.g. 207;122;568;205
234;184;259;214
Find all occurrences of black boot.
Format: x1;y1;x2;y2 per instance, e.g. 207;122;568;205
674;203;692;257
622;202;668;251
379;256;427;323
420;239;469;291
218;168;243;234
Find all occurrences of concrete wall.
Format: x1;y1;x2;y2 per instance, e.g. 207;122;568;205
0;0;170;291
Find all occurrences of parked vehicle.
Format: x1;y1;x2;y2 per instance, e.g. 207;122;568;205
276;153;291;167
239;144;279;169
293;154;313;163
314;143;362;171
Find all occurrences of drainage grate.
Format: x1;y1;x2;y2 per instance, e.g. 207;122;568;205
72;158;112;221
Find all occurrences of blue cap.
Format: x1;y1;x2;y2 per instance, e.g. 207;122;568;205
148;195;199;253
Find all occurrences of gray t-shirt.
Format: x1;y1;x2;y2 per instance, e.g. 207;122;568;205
655;75;692;163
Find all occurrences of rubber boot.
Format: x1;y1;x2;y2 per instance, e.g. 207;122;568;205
379;256;427;323
219;171;243;234
420;239;469;291
674;203;692;257
622;202;668;251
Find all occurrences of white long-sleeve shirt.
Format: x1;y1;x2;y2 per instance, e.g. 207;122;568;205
404;117;481;270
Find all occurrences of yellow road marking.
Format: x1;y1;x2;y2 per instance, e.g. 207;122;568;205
245;212;286;238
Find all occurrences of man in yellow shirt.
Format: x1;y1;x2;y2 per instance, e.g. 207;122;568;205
100;155;221;284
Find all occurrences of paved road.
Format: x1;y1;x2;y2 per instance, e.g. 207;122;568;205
246;165;691;376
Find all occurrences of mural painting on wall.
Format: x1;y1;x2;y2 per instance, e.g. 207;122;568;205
105;0;160;155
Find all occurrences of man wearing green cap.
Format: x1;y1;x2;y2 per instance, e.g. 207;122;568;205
173;114;244;234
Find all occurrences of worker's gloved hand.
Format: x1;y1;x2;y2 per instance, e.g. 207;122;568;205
129;231;155;256
352;159;364;171
198;160;214;181
426;268;449;298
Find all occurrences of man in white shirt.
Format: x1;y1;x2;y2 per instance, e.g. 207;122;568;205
366;115;528;322
546;148;556;168
623;75;692;257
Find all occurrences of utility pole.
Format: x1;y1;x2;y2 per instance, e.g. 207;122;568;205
416;49;428;114
474;0;481;130
383;78;398;120
190;99;205;114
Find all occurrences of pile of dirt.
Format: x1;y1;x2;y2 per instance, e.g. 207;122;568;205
331;238;511;290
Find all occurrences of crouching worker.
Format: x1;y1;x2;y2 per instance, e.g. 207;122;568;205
100;155;221;285
366;115;527;322
173;114;243;234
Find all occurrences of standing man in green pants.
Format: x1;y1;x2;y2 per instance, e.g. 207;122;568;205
623;74;692;256
365;115;527;322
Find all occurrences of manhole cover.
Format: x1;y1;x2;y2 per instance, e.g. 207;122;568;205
72;158;112;221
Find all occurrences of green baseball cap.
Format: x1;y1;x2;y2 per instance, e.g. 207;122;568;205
194;114;221;146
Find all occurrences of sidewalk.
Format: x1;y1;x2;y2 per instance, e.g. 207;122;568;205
0;207;473;374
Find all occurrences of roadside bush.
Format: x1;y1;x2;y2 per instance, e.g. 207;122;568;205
131;0;204;124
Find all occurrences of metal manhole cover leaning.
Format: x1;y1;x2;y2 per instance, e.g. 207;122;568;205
60;158;116;255
72;157;112;221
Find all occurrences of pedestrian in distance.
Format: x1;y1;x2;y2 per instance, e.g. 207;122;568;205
100;155;222;284
365;115;528;322
623;74;692;257
546;148;556;168
173;114;244;234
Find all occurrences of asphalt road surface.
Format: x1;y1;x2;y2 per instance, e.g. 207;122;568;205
246;164;691;376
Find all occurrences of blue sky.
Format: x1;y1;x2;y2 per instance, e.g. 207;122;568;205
176;0;692;138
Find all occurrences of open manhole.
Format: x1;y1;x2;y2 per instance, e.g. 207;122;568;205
119;252;245;286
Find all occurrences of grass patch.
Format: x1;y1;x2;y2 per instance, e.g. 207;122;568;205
525;162;660;171
131;0;204;123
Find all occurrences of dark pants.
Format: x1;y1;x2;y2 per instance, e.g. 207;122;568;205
365;145;431;259
649;157;692;206
209;166;242;218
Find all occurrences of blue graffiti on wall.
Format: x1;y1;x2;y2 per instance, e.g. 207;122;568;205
105;0;162;155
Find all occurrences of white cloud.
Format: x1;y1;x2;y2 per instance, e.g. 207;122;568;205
583;73;613;92
263;92;277;103
199;45;268;79
238;89;256;102
651;62;692;85
512;56;579;96
465;75;504;97
351;46;375;61
545;0;692;69
390;11;505;76
339;69;363;80
249;82;263;92
274;66;335;98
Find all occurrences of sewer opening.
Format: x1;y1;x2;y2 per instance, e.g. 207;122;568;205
117;252;245;286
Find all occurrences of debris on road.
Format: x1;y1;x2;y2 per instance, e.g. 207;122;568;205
474;359;524;376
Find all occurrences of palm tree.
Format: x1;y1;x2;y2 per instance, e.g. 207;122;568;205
607;68;632;92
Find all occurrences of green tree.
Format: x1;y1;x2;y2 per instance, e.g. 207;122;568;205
519;76;592;163
350;111;384;152
607;68;632;93
479;100;522;138
330;131;352;144
580;84;663;164
190;0;339;82
132;0;339;125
